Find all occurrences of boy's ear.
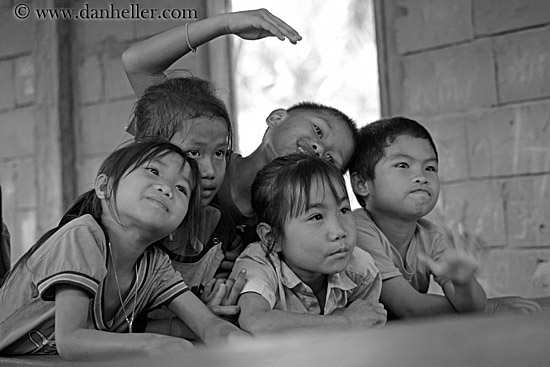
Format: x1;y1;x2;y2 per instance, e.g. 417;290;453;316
350;172;370;198
266;108;289;128
257;222;281;252
94;174;111;199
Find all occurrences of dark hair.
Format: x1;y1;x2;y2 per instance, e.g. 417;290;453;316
287;101;358;171
251;153;348;253
3;140;201;285
129;77;233;155
349;116;438;207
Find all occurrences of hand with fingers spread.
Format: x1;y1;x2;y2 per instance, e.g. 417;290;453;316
221;8;302;44
418;251;479;286
201;269;247;321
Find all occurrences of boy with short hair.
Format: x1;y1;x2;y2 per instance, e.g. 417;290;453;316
349;116;541;319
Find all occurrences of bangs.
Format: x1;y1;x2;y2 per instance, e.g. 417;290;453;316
284;162;348;220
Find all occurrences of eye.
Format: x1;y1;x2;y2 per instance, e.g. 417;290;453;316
145;167;159;175
340;207;351;215
313;124;323;138
426;165;438;172
175;185;188;195
395;162;409;168
215;149;227;158
309;213;323;221
186;150;200;158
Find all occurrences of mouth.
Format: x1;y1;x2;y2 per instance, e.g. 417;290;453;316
410;188;431;197
330;247;350;257
296;140;315;155
147;197;169;212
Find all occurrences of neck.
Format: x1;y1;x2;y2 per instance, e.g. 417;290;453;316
365;208;417;252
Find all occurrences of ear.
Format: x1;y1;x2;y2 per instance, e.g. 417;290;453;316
266;108;289;128
94;174;110;200
350;172;370;198
257;222;281;252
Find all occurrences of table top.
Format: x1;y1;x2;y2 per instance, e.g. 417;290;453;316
2;308;550;367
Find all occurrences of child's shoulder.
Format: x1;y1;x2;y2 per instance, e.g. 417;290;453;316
346;247;379;277
352;208;383;235
416;217;449;240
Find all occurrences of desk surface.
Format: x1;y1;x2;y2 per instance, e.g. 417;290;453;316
2;309;550;367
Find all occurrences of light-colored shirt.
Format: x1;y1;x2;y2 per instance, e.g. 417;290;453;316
0;214;187;355
231;241;382;315
353;208;450;293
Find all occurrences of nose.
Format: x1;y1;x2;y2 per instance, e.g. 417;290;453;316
413;169;428;185
156;182;173;198
198;157;215;179
311;142;325;158
328;217;347;241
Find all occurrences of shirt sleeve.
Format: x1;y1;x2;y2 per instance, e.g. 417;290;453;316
231;243;279;308
29;217;108;301
353;210;402;281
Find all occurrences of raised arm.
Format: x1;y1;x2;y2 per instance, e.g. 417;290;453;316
237;292;386;335
122;8;302;97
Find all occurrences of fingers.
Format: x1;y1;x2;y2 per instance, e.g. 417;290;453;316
254;8;302;44
202;278;225;304
223;269;247;306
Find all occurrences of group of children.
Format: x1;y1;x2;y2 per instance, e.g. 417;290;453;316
0;8;542;361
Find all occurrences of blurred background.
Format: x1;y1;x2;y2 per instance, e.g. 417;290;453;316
1;0;550;299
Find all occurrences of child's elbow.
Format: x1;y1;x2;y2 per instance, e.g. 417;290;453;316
56;339;81;361
238;314;270;335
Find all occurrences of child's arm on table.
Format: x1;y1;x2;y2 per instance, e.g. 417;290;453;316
55;285;195;361
237;292;386;335
123;9;302;97
167;288;249;345
420;252;487;313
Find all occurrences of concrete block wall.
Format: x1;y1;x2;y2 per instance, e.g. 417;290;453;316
0;0;223;264
377;0;550;297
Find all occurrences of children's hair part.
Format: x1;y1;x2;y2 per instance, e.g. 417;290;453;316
5;140;202;284
287;101;358;171
251;153;348;253
129;76;233;155
349;116;438;207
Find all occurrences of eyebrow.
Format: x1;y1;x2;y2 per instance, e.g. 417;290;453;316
387;153;438;163
307;195;349;210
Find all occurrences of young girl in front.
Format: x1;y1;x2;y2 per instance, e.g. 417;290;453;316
230;154;387;335
0;140;246;360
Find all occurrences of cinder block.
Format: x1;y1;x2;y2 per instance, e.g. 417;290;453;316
15;158;36;208
133;0;204;39
467;102;550;177
402;40;497;116
428;180;506;247
474;0;550;35
74;0;133;51
103;43;134;100
479;248;550;299
0;107;35;158
78;55;102;104
394;0;473;53
0;160;17;210
503;176;550;248
0;60;14;111
78;99;135;155
76;155;105;198
10;209;37;264
423;114;469;182
494;27;550;104
0;9;33;58
14;55;35;106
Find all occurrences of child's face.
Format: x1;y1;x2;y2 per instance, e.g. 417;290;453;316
265;110;354;170
171;117;228;207
113;152;193;239
278;178;357;282
366;135;439;220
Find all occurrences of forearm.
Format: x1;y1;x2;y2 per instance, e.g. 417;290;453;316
122;14;229;93
239;309;351;335
56;329;188;361
384;292;456;318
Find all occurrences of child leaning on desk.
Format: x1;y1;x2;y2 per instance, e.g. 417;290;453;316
349;116;541;319
229;154;387;335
